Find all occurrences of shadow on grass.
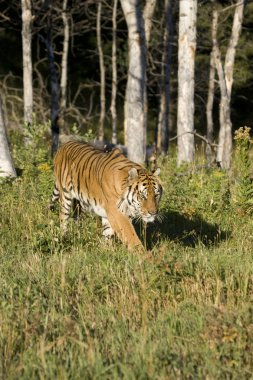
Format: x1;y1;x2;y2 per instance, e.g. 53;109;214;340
135;210;230;250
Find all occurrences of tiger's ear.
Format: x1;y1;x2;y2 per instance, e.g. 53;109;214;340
153;167;161;177
128;167;138;181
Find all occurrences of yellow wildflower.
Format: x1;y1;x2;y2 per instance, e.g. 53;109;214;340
37;163;51;172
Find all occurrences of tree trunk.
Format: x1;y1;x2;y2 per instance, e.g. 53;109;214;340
0;94;16;178
177;0;197;165
46;8;60;156
224;0;245;99
143;0;156;47
59;0;70;133
120;0;147;164
97;0;105;142
110;0;118;145
157;0;174;156
142;0;156;154
206;50;215;164
213;0;245;169
21;0;33;126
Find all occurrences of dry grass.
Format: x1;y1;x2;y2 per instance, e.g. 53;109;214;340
1;136;253;379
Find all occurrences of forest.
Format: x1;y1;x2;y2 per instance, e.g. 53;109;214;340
0;0;253;168
1;0;253;379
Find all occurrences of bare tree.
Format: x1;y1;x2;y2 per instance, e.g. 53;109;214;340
37;0;75;154
213;0;245;169
120;0;147;164
110;0;118;145
177;0;197;165
157;0;174;156
59;0;70;132
143;0;156;152
0;93;16;178
143;0;156;47
21;0;33;125
46;4;60;156
206;50;216;164
97;0;105;142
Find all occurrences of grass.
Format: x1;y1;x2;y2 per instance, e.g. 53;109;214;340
1;130;253;379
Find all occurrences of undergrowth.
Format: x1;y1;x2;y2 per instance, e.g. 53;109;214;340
1;126;253;379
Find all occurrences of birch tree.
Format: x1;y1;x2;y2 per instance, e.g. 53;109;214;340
157;0;174;156
143;0;156;47
46;7;60;156
97;0;105;142
59;0;70;132
177;0;197;165
143;0;156;152
0;94;16;178
120;0;147;164
39;0;72;155
213;0;245;169
110;0;118;145
206;50;215;165
21;0;33;126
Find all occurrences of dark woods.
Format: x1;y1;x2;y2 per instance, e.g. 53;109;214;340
0;0;252;170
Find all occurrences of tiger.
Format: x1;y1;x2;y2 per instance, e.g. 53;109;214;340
51;141;163;251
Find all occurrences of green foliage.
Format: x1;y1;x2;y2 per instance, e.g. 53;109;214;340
11;122;51;176
70;124;96;143
1;125;253;378
231;126;253;215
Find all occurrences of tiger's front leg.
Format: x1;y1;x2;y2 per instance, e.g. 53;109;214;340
106;206;144;252
101;217;114;239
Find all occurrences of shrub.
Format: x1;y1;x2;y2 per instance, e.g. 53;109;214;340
232;126;253;215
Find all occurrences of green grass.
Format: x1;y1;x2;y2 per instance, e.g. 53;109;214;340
1;133;253;379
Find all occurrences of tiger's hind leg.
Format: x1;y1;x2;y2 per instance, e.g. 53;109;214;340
59;189;73;232
73;199;82;221
49;184;60;211
101;217;114;239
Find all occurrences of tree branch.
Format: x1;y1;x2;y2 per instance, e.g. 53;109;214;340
169;130;219;148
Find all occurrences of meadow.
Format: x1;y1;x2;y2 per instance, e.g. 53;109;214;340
1;126;253;379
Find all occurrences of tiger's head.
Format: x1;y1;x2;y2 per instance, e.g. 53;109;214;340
120;167;163;223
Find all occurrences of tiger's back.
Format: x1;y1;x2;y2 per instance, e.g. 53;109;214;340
52;141;162;251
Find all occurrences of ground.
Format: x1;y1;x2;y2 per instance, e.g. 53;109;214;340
1;128;253;379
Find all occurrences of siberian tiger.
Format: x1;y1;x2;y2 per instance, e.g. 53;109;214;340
51;141;163;251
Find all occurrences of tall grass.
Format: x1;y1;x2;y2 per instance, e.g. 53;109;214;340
1;127;253;379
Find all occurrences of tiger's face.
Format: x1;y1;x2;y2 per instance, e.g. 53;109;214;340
120;167;163;223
